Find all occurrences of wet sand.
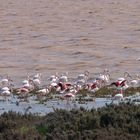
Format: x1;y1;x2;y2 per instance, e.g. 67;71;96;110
0;0;140;81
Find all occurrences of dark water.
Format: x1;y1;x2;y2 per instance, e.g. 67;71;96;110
0;0;140;82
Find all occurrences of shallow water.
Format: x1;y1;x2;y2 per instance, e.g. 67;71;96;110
0;96;112;115
0;94;140;115
0;0;140;82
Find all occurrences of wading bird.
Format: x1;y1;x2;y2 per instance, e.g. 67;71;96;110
96;69;110;87
0;87;11;101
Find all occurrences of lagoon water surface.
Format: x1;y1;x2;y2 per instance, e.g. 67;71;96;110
0;0;139;82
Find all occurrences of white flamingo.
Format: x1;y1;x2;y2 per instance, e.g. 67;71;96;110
77;74;85;80
22;80;31;89
31;73;41;88
0;75;13;88
0;87;11;101
59;72;69;83
130;79;139;87
124;72;140;88
49;75;58;83
76;79;86;87
113;93;123;100
36;87;50;101
77;71;89;81
112;84;124;101
75;71;89;89
1;79;9;86
36;88;50;96
96;69;110;87
32;78;41;87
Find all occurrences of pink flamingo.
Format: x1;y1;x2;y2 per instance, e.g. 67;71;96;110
111;77;129;91
63;90;75;109
86;80;99;93
18;87;29;101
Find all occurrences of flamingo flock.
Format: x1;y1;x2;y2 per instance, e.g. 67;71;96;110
0;70;139;103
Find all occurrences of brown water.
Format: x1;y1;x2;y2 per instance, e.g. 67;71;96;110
0;0;140;81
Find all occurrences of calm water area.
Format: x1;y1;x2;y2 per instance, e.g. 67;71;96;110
0;0;139;84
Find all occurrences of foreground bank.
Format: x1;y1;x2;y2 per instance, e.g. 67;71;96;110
0;103;140;140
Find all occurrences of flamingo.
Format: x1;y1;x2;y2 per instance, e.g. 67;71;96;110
56;82;73;93
22;80;29;85
63;89;76;108
64;93;75;99
33;73;41;79
88;81;99;93
77;71;89;81
32;78;41;87
50;82;58;87
18;87;29;101
0;87;11;101
21;74;32;89
109;75;127;103
112;83;124;101
48;73;59;83
96;69;110;87
76;79;86;88
111;77;129;90
59;73;68;83
87;80;97;88
130;79;139;87
21;74;35;90
75;71;89;89
125;72;140;88
30;73;41;88
19;87;29;95
22;79;30;87
20;87;29;94
36;87;50;101
57;82;68;93
113;93;123;100
63;86;77;98
63;85;78;106
1;79;9;86
111;77;128;101
36;88;50;96
18;78;31;100
0;75;14;87
77;74;85;80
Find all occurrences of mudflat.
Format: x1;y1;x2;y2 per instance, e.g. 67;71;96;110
0;0;140;81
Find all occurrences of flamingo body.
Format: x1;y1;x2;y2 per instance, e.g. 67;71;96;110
23;83;30;89
114;93;123;100
20;87;29;93
36;88;49;95
77;74;85;80
33;78;41;86
22;80;29;85
64;93;75;98
0;87;11;96
130;80;139;87
59;75;68;83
